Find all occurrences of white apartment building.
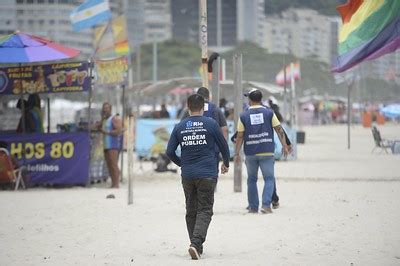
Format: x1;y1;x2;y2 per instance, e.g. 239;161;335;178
9;0;94;56
143;0;171;43
0;0;17;36
237;0;265;46
263;8;339;65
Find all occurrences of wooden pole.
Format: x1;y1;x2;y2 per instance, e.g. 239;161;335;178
290;63;297;127
120;84;126;182
233;54;243;192
87;60;94;186
211;57;220;106
127;114;134;205
347;83;352;149
200;0;208;88
282;56;288;122
47;97;50;133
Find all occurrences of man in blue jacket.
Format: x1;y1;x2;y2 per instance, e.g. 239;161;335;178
234;88;289;214
166;94;230;260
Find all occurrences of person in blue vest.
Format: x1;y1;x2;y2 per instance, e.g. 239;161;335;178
180;87;228;139
166;94;230;260
234;88;289;214
180;87;228;169
100;102;122;188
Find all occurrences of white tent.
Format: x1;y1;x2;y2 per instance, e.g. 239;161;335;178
130;77;283;97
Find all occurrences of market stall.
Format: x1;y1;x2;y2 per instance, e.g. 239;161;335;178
0;61;93;186
0;32;96;186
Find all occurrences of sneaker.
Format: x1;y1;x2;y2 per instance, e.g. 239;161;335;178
248;208;258;214
272;201;280;209
188;246;201;260
260;207;273;214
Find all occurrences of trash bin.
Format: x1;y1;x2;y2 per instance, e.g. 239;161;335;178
297;131;305;144
362;112;372;128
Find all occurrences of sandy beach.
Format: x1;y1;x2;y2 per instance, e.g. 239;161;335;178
1;124;400;265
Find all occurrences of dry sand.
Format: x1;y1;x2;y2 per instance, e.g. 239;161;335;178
1;124;400;266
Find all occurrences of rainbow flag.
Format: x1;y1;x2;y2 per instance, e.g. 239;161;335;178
93;15;130;58
332;0;400;73
275;62;300;86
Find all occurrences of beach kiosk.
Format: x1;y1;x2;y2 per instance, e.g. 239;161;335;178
0;32;95;186
0;61;94;186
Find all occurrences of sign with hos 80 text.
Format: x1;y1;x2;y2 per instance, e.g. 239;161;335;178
0;132;90;186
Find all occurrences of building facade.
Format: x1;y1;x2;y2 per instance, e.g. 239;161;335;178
262;9;339;64
4;0;94;56
237;0;265;46
143;0;172;43
0;0;17;36
171;0;247;50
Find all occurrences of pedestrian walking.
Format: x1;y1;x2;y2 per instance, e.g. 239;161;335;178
166;94;230;260
234;88;289;214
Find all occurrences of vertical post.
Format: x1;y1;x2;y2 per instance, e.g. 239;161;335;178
136;44;141;83
347;83;352;149
120;85;126;182
127;114;134;205
216;0;222;47
152;42;158;82
221;58;226;81
88;61;93;131
47;97;50;133
282;57;287;122
290;63;296;127
21;96;26;133
211;57;220;106
87;60;94;185
233;54;243;192
19;64;26;134
200;0;208;88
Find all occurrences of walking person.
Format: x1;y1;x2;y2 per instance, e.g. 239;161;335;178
166;94;230;260
234;89;289;214
99;102;122;188
181;87;228;139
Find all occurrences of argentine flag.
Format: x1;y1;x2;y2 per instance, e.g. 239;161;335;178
70;0;111;32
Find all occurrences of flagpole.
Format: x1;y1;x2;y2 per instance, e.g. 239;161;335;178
152;41;158;82
87;59;94;186
200;0;208;88
290;62;296;128
283;56;287;122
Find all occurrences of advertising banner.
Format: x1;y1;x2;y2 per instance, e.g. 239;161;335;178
135;119;296;160
0;62;90;95
135;119;177;159
0;132;89;185
95;57;128;86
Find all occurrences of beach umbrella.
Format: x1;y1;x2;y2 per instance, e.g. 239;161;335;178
0;31;81;134
380;104;400;118
0;31;80;63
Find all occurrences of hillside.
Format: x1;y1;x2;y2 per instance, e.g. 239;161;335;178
134;41;395;101
264;0;347;16
137;41;341;95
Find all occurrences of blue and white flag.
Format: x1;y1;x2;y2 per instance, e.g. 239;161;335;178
70;0;111;32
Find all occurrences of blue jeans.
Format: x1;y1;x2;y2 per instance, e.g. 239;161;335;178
245;155;275;210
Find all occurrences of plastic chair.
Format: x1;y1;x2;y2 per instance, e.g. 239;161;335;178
371;126;392;154
0;148;26;190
